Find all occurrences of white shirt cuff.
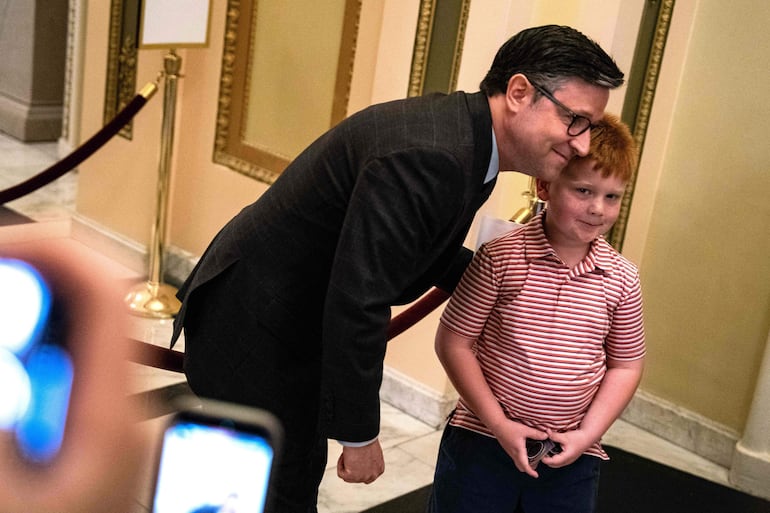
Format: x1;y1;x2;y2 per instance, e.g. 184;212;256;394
337;437;378;448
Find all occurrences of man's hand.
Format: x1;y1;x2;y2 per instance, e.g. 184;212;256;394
337;438;385;484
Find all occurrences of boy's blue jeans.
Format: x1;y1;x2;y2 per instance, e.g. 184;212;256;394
428;424;601;513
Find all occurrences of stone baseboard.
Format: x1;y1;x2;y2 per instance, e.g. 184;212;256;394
620;389;739;468
0;94;62;142
380;367;457;429
71;214;195;287
71;215;147;275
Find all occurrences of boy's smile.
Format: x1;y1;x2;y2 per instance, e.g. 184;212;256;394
537;158;627;251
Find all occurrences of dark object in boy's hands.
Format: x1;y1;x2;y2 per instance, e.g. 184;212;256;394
525;438;563;465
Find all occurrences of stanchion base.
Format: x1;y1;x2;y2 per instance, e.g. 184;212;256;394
125;280;181;319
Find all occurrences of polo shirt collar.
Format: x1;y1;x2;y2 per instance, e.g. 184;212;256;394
522;211;617;276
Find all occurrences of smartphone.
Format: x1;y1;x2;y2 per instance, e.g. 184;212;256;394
525;438;562;466
150;397;283;513
0;258;73;463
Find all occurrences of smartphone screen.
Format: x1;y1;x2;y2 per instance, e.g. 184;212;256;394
0;258;73;463
151;401;281;513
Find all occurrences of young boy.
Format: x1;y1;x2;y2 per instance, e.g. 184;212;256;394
428;114;645;513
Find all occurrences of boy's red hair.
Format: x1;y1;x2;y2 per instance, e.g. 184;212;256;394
577;113;638;182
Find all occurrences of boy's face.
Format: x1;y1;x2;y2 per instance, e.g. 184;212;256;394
536;158;627;246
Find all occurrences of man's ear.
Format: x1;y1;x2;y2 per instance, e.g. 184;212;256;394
535;178;550;201
505;74;532;112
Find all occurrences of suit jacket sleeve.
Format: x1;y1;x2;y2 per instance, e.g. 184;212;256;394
319;149;468;442
434;246;474;293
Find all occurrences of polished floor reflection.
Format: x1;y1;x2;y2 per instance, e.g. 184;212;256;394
0;131;736;513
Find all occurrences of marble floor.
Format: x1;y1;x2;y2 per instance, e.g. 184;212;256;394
0;132;77;222
0;131;736;512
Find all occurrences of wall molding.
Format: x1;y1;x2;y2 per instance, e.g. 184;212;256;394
0;95;63;142
380;367;457;429
71;214;196;287
71;214;147;274
620;389;738;468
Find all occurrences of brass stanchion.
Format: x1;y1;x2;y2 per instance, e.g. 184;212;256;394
125;51;183;318
510;177;546;224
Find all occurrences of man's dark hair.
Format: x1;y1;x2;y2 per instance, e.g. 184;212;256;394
480;25;624;96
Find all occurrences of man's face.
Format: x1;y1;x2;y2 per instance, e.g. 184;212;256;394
497;77;609;182
537;158;627;246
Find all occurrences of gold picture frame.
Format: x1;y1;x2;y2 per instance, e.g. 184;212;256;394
213;0;361;185
609;0;675;250
104;0;140;139
408;0;471;97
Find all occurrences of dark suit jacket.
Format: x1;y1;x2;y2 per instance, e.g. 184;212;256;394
172;91;496;442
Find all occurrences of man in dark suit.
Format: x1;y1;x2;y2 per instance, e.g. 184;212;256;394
171;25;624;513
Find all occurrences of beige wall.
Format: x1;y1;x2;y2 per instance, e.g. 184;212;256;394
72;0;770;439
626;0;770;432
77;2;164;244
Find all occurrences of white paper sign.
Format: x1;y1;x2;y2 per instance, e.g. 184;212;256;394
476;215;524;250
140;0;211;48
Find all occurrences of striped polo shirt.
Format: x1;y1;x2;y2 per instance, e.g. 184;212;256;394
441;212;645;459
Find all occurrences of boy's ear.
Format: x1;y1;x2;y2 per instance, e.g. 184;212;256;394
535;178;550;201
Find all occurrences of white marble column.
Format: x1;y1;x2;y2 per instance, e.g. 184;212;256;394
730;322;770;500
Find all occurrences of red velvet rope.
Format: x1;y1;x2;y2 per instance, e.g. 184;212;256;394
0;91;153;205
128;338;185;373
386;287;451;340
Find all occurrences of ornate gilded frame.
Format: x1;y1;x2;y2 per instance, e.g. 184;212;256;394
213;0;361;185
408;0;471;97
104;0;140;139
608;0;675;249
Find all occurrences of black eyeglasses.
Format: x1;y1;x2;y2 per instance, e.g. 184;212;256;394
530;82;597;137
